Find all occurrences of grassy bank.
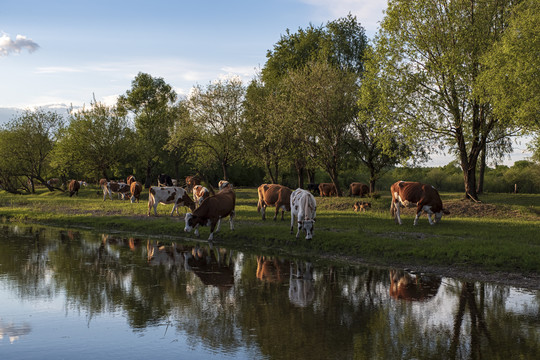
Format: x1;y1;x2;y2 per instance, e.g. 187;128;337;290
1;186;539;277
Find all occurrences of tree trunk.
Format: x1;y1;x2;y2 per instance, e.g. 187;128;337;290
307;169;316;184
294;159;305;189
221;162;229;181
329;167;342;197
145;161;153;188
477;142;486;194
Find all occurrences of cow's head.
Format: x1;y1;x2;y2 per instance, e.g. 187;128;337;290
299;219;315;240
184;213;197;234
433;208;450;224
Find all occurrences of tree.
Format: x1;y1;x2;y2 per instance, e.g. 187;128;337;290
376;0;518;201
281;61;359;195
118;72;177;187
169;77;245;181
0;109;63;193
51;101;134;181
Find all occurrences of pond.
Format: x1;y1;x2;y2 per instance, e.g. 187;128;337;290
0;224;539;359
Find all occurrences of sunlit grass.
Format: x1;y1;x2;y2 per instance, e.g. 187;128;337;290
1;186;539;273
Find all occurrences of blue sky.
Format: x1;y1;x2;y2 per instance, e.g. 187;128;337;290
0;0;386;108
0;0;532;165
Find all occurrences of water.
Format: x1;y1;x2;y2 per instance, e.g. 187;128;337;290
0;224;539;359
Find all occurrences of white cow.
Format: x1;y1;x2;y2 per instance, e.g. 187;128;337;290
147;186;196;216
290;188;317;240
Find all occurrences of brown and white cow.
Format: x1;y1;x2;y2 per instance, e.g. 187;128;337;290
126;175;136;185
184;188;236;241
102;181;131;201
390;181;450;225
148;186;195;216
218;180;232;191
349;182;369;197
68;180;81;197
290;188;317;240
192;185;210;207
389;269;441;301
130;181;143;203
257;183;292;221
318;183;337;197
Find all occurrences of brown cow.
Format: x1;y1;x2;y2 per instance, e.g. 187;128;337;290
68;180;80;197
318;183;337;197
130;181;143;203
192;185;210;207
390;181;450;225
389;269;441;301
256;256;290;283
126;175;136;185
349;182;369;197
184;188;236;241
148;186;195;216
257;183;292;221
353;201;371;212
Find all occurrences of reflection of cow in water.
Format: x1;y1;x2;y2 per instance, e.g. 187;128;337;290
184;245;235;291
389;269;441;301
256;256;290;283
289;261;315;307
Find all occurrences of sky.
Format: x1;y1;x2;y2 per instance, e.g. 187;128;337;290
0;0;532;166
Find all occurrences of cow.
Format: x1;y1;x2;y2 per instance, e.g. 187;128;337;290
290;188;317;240
126;175;136;185
130;181;143;203
256;256;290;283
102;181;131;201
157;174;173;187
257;183;292;221
390;181;450;225
192;185;210;207
218;180;232;191
353;201;371;212
68;180;81;197
147;186;195;216
289;261;315;307
184;188;236;241
185;175;201;191
47;178;61;187
349;182;369;197
318;183;337;197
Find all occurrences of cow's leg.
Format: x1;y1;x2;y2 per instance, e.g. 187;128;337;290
194;224;200;237
261;204;266;221
290;214;295;234
394;201;403;225
229;210;235;230
273;206;279;221
208;221;217;241
414;205;423;226
215;217;222;232
296;221;302;239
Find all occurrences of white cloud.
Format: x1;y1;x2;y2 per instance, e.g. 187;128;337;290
299;0;386;36
35;66;83;74
0;33;39;57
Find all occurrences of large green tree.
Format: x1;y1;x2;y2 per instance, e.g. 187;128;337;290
51;101;134;181
169;77;245;181
376;0;518;201
0;109;63;193
118;72;177;187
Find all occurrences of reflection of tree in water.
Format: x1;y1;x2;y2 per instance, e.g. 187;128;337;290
1;226;540;359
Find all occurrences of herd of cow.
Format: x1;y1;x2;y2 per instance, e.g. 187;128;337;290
65;174;450;241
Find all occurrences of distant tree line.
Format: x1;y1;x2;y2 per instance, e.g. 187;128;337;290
1;2;538;197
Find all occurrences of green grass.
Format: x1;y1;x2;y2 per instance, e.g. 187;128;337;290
1;186;539;275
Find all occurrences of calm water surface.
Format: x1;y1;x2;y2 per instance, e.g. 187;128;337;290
0;224;539;360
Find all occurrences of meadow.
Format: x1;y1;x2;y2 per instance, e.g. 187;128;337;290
1;185;539;284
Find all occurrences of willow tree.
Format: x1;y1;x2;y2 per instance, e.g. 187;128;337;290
376;0;519;201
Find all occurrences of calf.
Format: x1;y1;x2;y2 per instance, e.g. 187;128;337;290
318;183;337;197
349;182;369;197
184;188;236;241
192;185;210;207
148;186;195;216
102;181;131;201
290;188;317;240
353;201;371;212
130;181;143;203
390;181;450;225
257;183;292;221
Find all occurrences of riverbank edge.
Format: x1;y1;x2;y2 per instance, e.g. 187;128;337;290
4;216;540;291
